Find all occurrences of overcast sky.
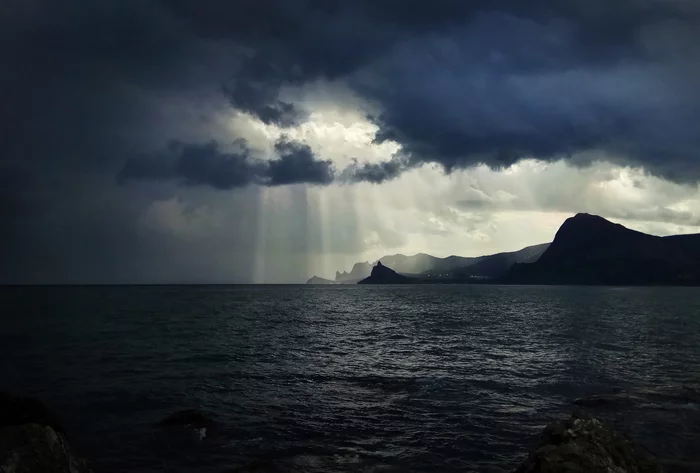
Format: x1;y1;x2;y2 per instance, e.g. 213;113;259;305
2;0;700;283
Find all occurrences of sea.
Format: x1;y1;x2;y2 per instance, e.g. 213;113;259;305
2;285;700;473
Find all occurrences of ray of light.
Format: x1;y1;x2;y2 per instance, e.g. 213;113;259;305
253;186;270;284
314;186;332;280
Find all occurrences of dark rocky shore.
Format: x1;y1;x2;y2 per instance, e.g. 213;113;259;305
1;392;666;473
514;410;662;473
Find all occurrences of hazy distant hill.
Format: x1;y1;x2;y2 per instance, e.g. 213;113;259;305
305;276;335;285
423;243;550;280
377;253;474;275
503;213;700;285
335;262;373;283
307;213;700;286
333;255;475;282
306;243;550;284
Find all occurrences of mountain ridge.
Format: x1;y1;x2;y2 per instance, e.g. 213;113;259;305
306;243;550;284
503;213;700;285
306;213;700;286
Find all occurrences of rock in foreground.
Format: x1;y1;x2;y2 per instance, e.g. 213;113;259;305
514;411;662;473
0;424;92;473
0;393;92;473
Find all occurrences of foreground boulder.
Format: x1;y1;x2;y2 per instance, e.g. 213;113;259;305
514;411;662;473
0;424;92;473
0;393;92;473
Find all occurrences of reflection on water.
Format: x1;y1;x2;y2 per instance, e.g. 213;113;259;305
1;285;700;472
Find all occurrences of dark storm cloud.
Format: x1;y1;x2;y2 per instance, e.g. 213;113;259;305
160;0;700;181
5;0;700;188
3;0;700;282
221;57;308;127
270;139;335;185
120;138;334;189
339;156;410;184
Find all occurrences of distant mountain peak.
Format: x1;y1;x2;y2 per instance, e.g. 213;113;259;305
504;212;700;285
554;213;640;241
566;213;618;226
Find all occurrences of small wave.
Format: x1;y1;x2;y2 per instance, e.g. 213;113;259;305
416;377;449;391
197;427;207;440
637;402;699;411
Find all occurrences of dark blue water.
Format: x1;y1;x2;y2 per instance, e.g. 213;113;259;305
2;285;700;472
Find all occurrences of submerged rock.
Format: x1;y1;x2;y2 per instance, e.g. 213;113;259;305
155;409;220;441
0;393;92;473
514;411;662;473
156;409;215;430
573;392;643;408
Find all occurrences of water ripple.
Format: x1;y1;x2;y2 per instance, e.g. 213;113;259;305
2;285;700;472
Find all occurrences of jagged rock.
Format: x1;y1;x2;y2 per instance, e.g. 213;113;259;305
514;411;662;473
